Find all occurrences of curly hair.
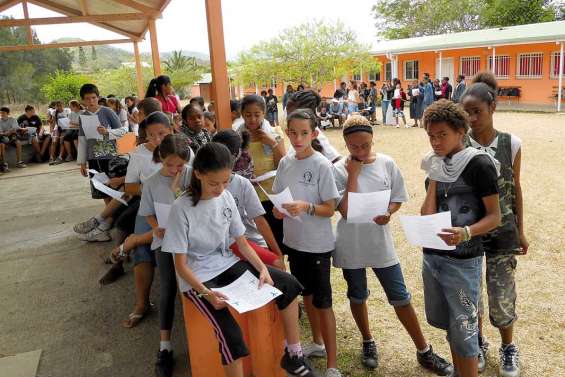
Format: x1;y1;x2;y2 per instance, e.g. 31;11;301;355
423;99;469;132
343;115;371;128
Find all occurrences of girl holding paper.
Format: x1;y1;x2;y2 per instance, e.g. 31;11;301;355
420;100;501;377
162;142;318;377
333;115;453;375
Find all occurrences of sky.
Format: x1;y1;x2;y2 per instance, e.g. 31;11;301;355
1;0;380;60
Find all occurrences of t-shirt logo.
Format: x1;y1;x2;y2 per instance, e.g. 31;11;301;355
300;169;314;185
223;207;233;222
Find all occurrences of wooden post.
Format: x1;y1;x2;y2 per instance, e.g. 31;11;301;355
148;19;161;76
205;0;231;129
133;41;144;98
21;1;33;45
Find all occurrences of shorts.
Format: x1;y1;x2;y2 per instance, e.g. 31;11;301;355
88;159;111;199
230;240;280;266
0;134;18;145
478;253;518;329
342;263;411;306
286;247;333;309
422;253;482;358
132;215;155;266
62;129;79;142
184;260;302;365
393;108;404;117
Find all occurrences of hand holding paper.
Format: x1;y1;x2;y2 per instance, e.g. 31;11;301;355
80;115;102;140
250;170;276;183
258;185;302;222
399;211;456;250
90;178;128;205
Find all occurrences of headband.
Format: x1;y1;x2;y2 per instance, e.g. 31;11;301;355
343;124;373;136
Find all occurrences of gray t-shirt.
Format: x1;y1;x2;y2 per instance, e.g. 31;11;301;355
334;153;408;269
0;117;18;133
77;106;123;163
138;165;192;250
162;190;246;292
125;144;162;184
272;151;339;253
227;174;267;247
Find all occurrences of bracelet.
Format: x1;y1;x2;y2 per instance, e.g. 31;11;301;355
197;289;211;298
463;226;472;242
307;203;315;216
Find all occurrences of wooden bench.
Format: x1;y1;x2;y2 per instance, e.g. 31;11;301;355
181;294;286;377
498;86;521;104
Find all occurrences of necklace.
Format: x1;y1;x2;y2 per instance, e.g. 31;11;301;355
443;182;454;198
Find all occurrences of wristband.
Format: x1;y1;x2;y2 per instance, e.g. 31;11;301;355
464;226;472;241
307;203;315;216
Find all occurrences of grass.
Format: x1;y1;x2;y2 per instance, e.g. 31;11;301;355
295;111;565;376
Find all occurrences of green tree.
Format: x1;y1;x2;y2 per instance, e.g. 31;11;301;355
96;66;153;98
481;0;556;27
78;46;87;66
41;71;91;103
163;51;205;98
91;46;97;61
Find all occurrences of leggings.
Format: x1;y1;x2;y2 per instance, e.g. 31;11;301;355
156;249;177;331
260;200;284;253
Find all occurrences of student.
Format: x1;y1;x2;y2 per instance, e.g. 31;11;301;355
77;84;126;204
162;142;318;377
333;115;452;374
203;111;217;136
282;84;294;112
272;109;341;377
212;129;285;270
207;101;216;113
328;99;345;128
17;105;50;163
368;81;378;123
145;75;181;115
0;107;27;171
107;98;129;130
125;96;140;135
265;88;279;126
441;77;453;101
392;83;408;128
380;82;392;125
49;101;71;165
452;75;466;103
180;103;211;153
420;100;501;377
461;72;527;377
62;100;82;162
230;99;244;130
137;133;193;377
189;96;205;108
347;81;360;115
423;77;435;112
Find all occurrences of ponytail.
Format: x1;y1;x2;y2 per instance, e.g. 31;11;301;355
189;171;203;206
145;78;158;99
145;75;172;99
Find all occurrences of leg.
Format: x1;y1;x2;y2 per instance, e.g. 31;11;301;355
40;136;51;157
303;295;324;345
318;307;338;369
223;359;244;377
15;140;22;162
394;304;427;350
156;250;178;342
132;261;154;314
342;269;372;340
486;254;518;342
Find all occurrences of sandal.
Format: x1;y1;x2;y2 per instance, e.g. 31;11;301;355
99;263;125;285
122;312;145;328
105;244;127;264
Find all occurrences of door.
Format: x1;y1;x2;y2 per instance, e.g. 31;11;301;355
435;57;454;82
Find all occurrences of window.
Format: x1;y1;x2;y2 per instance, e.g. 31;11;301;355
488;55;510;79
517;53;543;78
551;52;565;78
368;70;380;82
404;60;419;81
385;62;392;81
353;72;362;81
460;56;481;77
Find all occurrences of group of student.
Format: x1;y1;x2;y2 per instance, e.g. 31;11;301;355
70;69;525;377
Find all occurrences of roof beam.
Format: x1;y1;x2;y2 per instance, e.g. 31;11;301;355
21;0;32;44
0;37;133;52
0;0;22;13
27;0;142;40
0;13;149;27
111;0;161;17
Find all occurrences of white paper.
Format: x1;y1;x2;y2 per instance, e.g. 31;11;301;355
258;185;302;222
80;115;102;140
435;90;443;96
58;117;70;130
393;88;401;98
250;170;277;183
91;178;128;205
399;211;455;250
347;190;391;224
211;271;282;313
87;169;110;184
412;88;420;96
155;203;172;229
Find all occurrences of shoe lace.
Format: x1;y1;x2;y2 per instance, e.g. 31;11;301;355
501;345;519;368
363;342;377;357
428;351;449;368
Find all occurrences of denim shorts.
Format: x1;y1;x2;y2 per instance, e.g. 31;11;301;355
422;253;482;358
132;215;155;266
342;263;411;307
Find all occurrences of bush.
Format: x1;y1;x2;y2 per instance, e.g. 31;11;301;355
41;71;92;104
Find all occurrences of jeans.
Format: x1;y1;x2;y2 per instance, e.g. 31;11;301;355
381;100;390;124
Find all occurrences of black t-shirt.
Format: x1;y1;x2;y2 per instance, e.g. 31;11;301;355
459;154;499;198
266;95;278;113
17;114;42;131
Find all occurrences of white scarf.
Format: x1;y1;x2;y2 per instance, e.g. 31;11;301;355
421;147;500;183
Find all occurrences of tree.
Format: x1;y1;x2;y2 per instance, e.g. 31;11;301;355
163;51;205;98
41;71;91;103
96;66;154;98
481;0;556;27
78;46;87;66
91;46;97;61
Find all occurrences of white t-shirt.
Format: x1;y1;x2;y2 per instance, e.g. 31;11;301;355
287;127;341;163
117;108;129;130
227;174;267;247
162;190;246;292
469;134;521;166
272;151;339;253
125;144;162;184
334;154;408;269
129;107;139;135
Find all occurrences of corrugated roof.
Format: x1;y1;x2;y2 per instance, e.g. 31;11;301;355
371;21;565;55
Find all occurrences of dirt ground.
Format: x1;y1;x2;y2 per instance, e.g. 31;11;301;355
0;110;563;377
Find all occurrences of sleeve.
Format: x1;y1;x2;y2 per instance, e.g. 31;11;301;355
510;134;522;166
465;155;499;198
138;181;155;217
318;161;340;202
161;201;190;254
227;194;246;238
16;115;25;126
242;179;266;219
77;136;88;164
388;158;409;203
124;154;140;183
333;163;347;205
104;108;127;140
271;159;284;194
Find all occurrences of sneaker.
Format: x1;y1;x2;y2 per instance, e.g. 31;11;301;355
49;158;56;165
417;345;453;376
478;335;489;373
303;343;326;358
280;350;319;377
361;340;378;369
396;124;400;128
325;368;342;377
16;161;27;168
499;344;520;377
78;227;111;242
3;162;9;172
65;155;74;162
53;157;64;165
155;349;174;377
73;217;100;234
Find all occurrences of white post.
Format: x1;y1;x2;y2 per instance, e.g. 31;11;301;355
393;56;398;79
333;66;337;91
492;47;496;76
439;51;443;80
558;42;564;112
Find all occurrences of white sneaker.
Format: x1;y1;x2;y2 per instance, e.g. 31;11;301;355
303;343;326;358
73;217;99;234
78;227;111;242
499;344;520;377
396;124;400;128
325;368;342;377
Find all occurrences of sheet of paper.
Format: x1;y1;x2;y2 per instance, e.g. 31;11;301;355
87;169;110;184
399;211;455;250
80;114;102;140
155;203;172;229
250;170;276;183
347;190;391;224
412;88;420;96
91;178;128;205
258;185;302;222
435;90;443;96
58;117;70;130
211;271;282;314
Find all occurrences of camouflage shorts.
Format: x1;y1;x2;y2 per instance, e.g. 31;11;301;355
478;254;518;328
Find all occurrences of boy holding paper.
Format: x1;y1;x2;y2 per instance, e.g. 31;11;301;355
420;100;501;377
334;115;452;375
77;83;126;202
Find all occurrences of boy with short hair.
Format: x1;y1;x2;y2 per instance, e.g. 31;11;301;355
18;105;50;162
0;107;27;171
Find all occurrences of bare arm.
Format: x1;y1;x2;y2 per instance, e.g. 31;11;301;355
421;180;438;215
124;183;142;196
512;149;528;253
272;139;286;167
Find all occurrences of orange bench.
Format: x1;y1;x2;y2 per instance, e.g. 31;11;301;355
181;294;286;377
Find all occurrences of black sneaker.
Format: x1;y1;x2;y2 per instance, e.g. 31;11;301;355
499;344;520;377
417;345;453;376
362;340;378;369
155;349;174;377
478;335;489;373
281;349;319;377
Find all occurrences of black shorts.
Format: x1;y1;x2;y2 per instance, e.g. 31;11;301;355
0;134;18;145
62;129;79;142
88;159;111;199
285;247;333;309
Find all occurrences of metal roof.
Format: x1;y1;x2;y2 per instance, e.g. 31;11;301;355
371;20;565;56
